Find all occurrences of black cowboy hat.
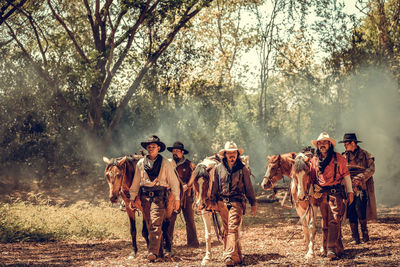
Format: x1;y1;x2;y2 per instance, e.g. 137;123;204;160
167;141;189;154
141;135;166;152
339;133;362;144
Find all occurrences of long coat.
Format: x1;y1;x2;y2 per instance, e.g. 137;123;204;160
343;147;377;221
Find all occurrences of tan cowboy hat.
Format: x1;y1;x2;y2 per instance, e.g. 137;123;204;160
218;141;244;156
311;132;337;148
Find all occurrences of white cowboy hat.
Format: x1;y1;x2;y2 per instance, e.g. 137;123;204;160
311;132;337;148
218;141;244;155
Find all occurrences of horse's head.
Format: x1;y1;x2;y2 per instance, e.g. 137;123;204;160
261;152;297;190
261;155;283;190
103;156;129;203
291;153;312;201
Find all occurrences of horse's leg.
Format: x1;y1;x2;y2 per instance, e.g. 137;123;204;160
162;218;172;255
128;216;138;258
142;218;150;249
201;210;212;265
305;205;318;259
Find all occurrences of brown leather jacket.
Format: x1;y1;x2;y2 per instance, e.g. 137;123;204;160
343;147;375;190
210;161;256;207
343;146;377;220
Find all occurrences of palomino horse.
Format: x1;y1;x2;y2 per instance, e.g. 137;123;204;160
103;155;178;257
187;154;250;265
290;153;318;259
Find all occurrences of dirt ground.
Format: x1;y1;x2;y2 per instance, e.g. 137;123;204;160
1;197;400;267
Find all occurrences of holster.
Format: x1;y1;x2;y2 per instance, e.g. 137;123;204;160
221;194;246;214
140;186;168;206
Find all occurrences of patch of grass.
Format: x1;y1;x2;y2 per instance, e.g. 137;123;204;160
0;200;134;243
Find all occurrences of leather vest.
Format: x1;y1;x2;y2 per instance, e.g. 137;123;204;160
176;159;192;184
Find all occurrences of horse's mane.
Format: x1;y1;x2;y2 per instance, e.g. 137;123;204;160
294;153;308;173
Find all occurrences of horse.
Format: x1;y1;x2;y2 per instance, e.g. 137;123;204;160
260;152;297;207
187;154;250;265
290;153;318;259
103;155;179;258
103;155;147;257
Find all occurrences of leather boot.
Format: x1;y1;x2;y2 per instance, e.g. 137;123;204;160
350;223;360;244
360;220;369;242
327;225;339;260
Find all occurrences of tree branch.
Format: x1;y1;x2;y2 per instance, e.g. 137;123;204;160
47;0;90;63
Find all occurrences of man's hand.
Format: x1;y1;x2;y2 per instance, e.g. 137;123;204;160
128;200;135;211
174;199;180;212
182;184;188;193
347;192;354;205
251;205;257;216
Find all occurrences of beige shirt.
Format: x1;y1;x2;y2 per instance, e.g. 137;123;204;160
129;155;180;200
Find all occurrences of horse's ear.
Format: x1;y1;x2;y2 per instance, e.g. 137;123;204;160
267;154;271;160
103;156;111;165
118;156;127;165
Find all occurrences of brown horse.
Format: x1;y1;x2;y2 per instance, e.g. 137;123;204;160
103;155;179;257
103;155;147;257
187;154;250;265
290;153;319;259
261;152;297;190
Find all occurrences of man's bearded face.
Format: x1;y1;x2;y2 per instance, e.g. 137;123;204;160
172;148;184;160
317;140;330;154
225;151;238;165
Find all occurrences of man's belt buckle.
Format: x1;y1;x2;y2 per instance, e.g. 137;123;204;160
148;191;155;197
330;189;336;194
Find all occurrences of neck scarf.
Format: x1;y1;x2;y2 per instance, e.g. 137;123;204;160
318;146;334;174
144;154;162;181
223;157;245;191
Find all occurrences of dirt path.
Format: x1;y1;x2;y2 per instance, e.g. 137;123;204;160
1;204;400;266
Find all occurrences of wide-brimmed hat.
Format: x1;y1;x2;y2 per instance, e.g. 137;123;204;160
141;135;166;152
167;141;189;154
218;141;244;156
339;133;362;144
311;132;337;148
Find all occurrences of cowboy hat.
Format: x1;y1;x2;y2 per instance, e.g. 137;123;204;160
338;133;362;144
311;132;337;148
218;141;244;156
167;141;189;154
141;135;166;152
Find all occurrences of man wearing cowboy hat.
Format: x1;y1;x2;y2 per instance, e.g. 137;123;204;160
210;141;257;266
340;133;376;244
129;135;180;261
310;133;354;260
166;141;200;249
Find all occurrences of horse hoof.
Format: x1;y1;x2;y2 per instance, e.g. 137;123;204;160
201;257;211;265
128;251;137;259
305;253;314;259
